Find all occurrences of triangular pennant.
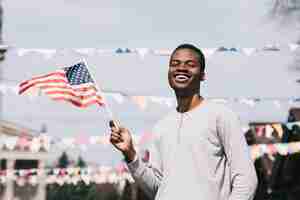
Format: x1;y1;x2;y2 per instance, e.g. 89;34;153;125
17;48;31;57
201;48;217;58
74;48;96;56
153;49;172;56
131;96;147;110
242;48;256;56
211;98;228;104
275;143;289;156
108;93;125;104
136;48;150;59
265;125;274;138
271;124;283;138
33;49;57;59
288;43;300;52
262;44;280;51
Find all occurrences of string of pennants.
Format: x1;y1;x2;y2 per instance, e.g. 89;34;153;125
0;83;300;110
0;122;299;186
0;165;134;186
0;132;153;153
2;43;300;59
2;139;300;186
1;121;300;156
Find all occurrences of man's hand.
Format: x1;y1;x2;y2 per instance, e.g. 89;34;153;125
109;120;136;162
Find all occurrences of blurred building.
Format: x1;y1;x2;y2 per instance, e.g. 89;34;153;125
0;120;48;200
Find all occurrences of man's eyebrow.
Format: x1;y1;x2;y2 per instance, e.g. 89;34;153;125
170;59;197;62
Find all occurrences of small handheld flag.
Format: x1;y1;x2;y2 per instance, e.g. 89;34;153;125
19;61;104;108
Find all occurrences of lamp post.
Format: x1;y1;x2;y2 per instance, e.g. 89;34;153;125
0;0;7;122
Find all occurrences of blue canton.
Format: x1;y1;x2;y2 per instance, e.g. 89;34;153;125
64;62;94;85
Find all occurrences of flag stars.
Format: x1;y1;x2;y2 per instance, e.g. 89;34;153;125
65;62;94;85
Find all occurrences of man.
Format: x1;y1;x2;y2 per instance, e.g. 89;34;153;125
110;44;257;200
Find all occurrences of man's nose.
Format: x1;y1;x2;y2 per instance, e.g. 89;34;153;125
177;62;188;70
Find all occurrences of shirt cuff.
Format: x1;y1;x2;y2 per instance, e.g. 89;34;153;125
126;154;144;176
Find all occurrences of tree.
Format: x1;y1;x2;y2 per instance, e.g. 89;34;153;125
57;151;70;168
77;156;86;168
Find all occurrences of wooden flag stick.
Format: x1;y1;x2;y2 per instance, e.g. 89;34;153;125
81;58;120;129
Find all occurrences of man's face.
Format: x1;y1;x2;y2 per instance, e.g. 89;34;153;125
168;48;204;94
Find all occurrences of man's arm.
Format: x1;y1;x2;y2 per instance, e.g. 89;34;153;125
109;121;163;200
217;109;258;200
126;150;163;200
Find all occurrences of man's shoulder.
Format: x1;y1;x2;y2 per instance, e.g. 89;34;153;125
205;100;238;118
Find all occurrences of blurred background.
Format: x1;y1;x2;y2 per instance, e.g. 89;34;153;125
0;0;300;200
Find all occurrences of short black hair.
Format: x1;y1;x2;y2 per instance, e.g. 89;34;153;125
171;43;206;72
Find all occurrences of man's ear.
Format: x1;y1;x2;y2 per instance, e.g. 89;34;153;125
200;72;206;81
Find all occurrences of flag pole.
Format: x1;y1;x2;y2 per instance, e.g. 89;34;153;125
81;58;120;129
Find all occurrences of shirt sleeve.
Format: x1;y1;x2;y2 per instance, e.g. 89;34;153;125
217;108;258;200
126;131;163;200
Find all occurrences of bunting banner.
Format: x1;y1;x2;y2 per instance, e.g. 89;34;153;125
0;165;134;186
1;83;299;110
2;139;300;186
1;122;300;154
2;43;299;60
250;141;300;160
0;132;155;153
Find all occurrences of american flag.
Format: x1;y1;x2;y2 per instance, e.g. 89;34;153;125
19;62;104;108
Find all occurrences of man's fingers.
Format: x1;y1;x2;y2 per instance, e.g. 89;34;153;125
111;132;122;140
111;126;120;133
109;120;120;130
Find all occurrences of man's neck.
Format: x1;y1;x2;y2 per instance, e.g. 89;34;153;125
176;93;203;113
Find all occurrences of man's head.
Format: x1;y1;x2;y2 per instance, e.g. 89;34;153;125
168;44;206;96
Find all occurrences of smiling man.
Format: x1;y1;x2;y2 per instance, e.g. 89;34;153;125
110;44;258;200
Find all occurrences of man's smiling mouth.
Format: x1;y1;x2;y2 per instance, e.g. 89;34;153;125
174;73;191;83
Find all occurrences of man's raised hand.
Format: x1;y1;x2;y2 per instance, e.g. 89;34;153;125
109;120;136;162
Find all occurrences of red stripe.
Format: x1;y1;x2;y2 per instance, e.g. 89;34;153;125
19;71;65;87
19;79;68;94
45;91;98;99
51;97;104;108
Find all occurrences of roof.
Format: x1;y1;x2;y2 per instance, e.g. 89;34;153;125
0;120;40;138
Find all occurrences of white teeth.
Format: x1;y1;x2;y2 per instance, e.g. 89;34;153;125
175;75;189;81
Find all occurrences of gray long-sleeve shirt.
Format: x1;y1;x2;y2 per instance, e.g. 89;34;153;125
127;101;258;200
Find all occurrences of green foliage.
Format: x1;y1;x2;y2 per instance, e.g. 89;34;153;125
47;153;99;200
57;151;69;168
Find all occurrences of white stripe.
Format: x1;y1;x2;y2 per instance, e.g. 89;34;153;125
47;93;103;104
69;82;95;89
20;73;67;90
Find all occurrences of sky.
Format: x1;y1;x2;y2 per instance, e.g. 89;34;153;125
1;0;300;165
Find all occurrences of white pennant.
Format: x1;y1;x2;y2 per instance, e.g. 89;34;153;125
239;98;255;107
17;48;32;57
109;93;125;104
10;86;19;95
265;124;274;138
136;48;150;59
201;48;217;58
62;138;75;149
0;84;7;94
273;100;281;109
5;137;18;150
242;48;256;56
33;49;57;59
288;43;300;52
30;137;41;153
153;49;172;56
29;175;38;186
211;98;228;104
81;174;91;185
74;48;96;56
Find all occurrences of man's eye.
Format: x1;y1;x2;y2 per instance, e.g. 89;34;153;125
186;61;196;67
170;61;180;66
